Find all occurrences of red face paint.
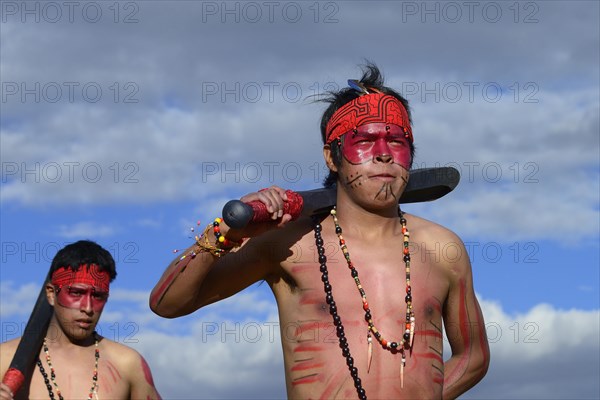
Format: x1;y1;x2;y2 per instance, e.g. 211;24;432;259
55;284;109;312
51;264;110;312
342;123;411;169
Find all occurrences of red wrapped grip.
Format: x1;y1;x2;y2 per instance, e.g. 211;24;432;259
2;368;25;394
249;190;304;223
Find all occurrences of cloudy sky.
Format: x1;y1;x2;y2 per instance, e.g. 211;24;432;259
1;1;599;398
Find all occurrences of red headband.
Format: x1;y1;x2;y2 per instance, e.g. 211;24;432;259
325;93;413;144
51;264;110;292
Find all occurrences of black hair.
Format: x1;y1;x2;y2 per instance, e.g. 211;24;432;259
49;240;117;282
318;62;415;188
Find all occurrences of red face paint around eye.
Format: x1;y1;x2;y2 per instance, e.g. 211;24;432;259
342;123;411;169
55;284;109;313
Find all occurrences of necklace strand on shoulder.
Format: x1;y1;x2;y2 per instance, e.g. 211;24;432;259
312;207;415;400
36;331;100;400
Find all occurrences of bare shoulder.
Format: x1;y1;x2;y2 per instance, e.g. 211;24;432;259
98;337;146;371
97;336;160;397
0;337;21;354
0;337;21;375
406;212;463;244
405;212;471;274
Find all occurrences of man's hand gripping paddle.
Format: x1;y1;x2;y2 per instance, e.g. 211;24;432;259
223;167;460;229
2;271;53;396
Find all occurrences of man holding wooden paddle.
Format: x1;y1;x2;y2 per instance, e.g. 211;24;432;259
150;63;489;399
1;240;161;400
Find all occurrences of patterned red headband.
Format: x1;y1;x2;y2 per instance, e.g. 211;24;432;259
325;92;413;144
51;264;110;292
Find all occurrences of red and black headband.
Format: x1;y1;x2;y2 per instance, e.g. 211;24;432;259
51;264;110;292
325;81;413;145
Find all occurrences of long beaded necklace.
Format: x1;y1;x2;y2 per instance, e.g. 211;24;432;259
36;332;100;400
312;207;415;400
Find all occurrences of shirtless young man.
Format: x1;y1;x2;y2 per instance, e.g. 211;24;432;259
0;240;161;400
150;64;490;399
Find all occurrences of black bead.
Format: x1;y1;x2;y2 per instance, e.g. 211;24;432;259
405;294;412;302
404;332;411;341
404;254;410;262
391;342;398;349
312;218;368;400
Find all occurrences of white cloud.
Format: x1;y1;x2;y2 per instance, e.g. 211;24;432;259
53;221;116;239
0;281;39;318
463;299;600;399
1;2;598;245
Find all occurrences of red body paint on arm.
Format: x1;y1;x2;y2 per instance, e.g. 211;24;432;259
443;277;490;396
141;357;155;386
149;256;193;309
444;279;471;384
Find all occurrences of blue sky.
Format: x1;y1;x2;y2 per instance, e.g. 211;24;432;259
1;1;599;399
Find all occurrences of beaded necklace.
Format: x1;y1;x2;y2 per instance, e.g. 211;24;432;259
312;207;415;400
36;332;100;400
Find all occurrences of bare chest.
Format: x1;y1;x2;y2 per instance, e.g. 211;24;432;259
280;228;448;320
275;229;448;398
28;354;130;400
